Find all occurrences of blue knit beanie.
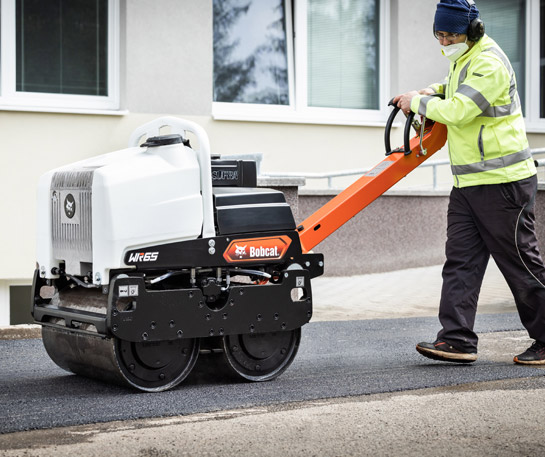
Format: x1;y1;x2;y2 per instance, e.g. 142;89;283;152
435;0;480;34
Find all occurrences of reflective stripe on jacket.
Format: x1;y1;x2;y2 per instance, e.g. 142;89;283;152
410;34;535;188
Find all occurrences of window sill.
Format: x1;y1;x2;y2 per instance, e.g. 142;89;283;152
0;105;128;116
213;112;391;127
526;122;545;134
212;102;392;127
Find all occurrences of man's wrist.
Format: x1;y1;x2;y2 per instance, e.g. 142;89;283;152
410;95;423;114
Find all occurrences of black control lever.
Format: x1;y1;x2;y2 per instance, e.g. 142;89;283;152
384;99;403;155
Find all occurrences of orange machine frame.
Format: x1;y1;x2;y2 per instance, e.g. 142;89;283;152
298;120;448;253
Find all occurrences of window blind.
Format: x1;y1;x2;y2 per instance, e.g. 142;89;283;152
16;0;108;96
307;0;379;110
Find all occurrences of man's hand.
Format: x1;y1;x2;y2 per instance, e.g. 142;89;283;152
418;88;435;96
392;90;419;114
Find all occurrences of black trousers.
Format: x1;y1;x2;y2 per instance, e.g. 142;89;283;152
437;174;545;352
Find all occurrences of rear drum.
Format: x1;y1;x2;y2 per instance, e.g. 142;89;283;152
42;326;200;392
221;328;301;381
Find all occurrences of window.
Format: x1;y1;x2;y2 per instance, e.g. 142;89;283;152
213;0;290;105
478;0;544;130
307;0;379;110
478;0;526;111
0;0;119;112
212;0;389;125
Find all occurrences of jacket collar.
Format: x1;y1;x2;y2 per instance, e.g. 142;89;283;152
452;33;492;67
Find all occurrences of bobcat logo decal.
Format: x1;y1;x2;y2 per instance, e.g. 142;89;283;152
64;194;76;219
234;245;246;258
224;236;292;263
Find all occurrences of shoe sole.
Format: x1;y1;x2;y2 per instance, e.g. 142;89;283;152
513;357;545;365
416;345;477;364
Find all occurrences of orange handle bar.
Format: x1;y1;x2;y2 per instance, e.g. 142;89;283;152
297;109;447;254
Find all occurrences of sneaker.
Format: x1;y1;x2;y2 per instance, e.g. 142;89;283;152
513;341;545;365
416;340;477;363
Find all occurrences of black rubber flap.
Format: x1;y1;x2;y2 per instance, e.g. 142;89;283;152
213;187;286;207
213;187;295;235
141;134;184;147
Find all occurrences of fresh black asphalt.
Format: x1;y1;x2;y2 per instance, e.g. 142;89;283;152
1;313;543;434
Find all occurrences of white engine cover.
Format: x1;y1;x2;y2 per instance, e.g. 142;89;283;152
36;141;204;285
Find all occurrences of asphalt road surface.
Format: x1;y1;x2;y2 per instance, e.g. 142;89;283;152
1;313;544;436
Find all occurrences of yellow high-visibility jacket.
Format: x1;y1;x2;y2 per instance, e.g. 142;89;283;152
410;34;535;188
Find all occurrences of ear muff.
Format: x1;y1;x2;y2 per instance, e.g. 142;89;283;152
466;0;485;42
467;17;485;42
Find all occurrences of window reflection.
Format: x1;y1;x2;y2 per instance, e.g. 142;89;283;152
213;0;289;105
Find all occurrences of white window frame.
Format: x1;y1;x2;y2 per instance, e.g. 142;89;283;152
524;0;545;132
0;0;120;113
212;0;390;126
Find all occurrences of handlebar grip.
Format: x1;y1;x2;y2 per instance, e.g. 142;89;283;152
384;98;412;155
384;93;445;156
384;98;401;155
403;111;416;155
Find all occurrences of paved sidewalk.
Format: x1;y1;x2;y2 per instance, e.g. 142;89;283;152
312;259;514;321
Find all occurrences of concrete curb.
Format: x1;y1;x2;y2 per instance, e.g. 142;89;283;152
0;324;41;340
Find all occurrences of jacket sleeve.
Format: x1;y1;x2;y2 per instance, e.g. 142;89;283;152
429;79;447;95
410;53;510;126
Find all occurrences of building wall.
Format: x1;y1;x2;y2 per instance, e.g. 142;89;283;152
1;0;544;324
393;0;449;94
125;0;213;115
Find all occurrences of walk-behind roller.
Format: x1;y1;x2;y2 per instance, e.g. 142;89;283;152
32;104;446;392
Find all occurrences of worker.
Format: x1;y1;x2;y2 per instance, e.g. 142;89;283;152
393;0;545;365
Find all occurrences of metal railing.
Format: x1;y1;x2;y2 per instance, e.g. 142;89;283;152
259;148;545;190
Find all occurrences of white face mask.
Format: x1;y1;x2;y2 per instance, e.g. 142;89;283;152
441;40;469;62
